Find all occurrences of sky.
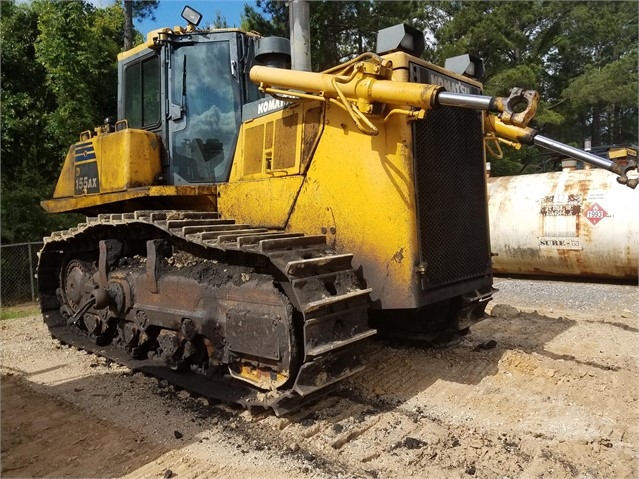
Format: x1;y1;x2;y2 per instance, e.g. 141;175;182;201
75;0;259;33
135;1;259;33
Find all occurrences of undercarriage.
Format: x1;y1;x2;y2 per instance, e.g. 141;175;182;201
38;211;375;415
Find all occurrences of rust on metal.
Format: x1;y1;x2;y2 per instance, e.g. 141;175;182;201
488;169;638;280
37;210;377;415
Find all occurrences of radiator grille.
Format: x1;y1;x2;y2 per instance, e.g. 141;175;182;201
412;107;491;291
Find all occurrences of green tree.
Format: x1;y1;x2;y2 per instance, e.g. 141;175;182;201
242;0;433;71
551;2;638;147
35;0;105;146
241;0;288;38
1;0;124;243
91;5;126;119
431;1;568;174
432;1;638;174
0;1;56;181
210;10;229;29
0;1;78;243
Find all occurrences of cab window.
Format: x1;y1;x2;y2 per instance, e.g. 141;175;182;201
124;56;160;128
170;41;241;184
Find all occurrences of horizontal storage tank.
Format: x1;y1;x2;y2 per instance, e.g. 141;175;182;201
487;168;638;280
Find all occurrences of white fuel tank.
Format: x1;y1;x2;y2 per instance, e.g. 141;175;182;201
487;169;638;280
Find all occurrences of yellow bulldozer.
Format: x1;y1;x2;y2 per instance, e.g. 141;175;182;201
37;7;637;415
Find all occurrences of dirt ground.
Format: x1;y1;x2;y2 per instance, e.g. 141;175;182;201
1;278;637;479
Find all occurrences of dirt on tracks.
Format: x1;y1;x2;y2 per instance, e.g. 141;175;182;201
1;278;637;478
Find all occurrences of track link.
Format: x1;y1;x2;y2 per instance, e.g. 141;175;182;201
38;210;376;415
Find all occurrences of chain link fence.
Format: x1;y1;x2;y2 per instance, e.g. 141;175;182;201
1;242;43;306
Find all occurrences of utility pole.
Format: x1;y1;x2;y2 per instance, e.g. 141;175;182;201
289;0;311;71
124;0;133;50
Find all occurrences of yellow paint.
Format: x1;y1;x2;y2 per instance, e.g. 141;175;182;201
283;52;457;308
48;129;163;206
219;101;324;227
251;53;482;121
50;129;162;198
231;362;288;390
484;115;535;146
251;63;443;113
609;146;637;160
230;103;305;181
43;176;216;215
220;51;486;309
45;47;489;309
99;129;162;192
218;176;303;228
286;102;421;309
117;28;260;62
50;144;78;202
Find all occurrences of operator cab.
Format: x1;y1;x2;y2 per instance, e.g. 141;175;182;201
117;6;289;186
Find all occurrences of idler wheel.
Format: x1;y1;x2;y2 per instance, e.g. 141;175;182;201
63;260;95;311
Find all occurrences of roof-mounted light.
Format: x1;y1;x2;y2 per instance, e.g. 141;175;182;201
181;6;202;27
444;54;484;80
376;24;425;57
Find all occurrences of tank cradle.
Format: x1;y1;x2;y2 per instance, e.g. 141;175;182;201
38;210;376;416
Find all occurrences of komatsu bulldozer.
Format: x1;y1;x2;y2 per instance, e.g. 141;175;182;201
38;7;637;415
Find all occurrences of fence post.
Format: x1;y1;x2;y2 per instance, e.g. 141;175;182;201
28;242;35;303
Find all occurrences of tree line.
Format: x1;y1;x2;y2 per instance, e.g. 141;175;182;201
1;0;637;243
1;0;154;243
242;1;638;175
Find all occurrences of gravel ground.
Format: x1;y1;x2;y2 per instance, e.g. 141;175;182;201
492;277;638;317
1;278;637;478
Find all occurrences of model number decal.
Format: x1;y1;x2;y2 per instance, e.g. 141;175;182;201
76;176;97;190
74;162;100;195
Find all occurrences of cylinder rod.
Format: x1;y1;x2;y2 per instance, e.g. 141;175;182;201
533;135;614;171
436;91;494;111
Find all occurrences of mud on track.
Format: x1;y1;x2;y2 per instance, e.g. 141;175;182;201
1;278;638;478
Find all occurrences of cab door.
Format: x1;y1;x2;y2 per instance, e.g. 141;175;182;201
167;33;243;185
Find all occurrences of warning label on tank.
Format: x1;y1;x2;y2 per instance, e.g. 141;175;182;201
538;194;582;250
583;202;610;226
539;194;582;216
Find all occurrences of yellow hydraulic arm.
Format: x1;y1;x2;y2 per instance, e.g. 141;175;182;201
251;55;637;189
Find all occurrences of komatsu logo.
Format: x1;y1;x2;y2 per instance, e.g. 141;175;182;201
257;98;286;115
428;71;473;95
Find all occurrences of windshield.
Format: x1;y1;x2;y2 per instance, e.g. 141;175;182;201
170;41;240;184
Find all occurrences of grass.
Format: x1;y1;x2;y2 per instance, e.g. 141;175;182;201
1;303;40;321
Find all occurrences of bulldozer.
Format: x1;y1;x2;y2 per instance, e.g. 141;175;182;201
37;7;637;415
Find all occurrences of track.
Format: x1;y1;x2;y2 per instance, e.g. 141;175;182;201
37;210;375;415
